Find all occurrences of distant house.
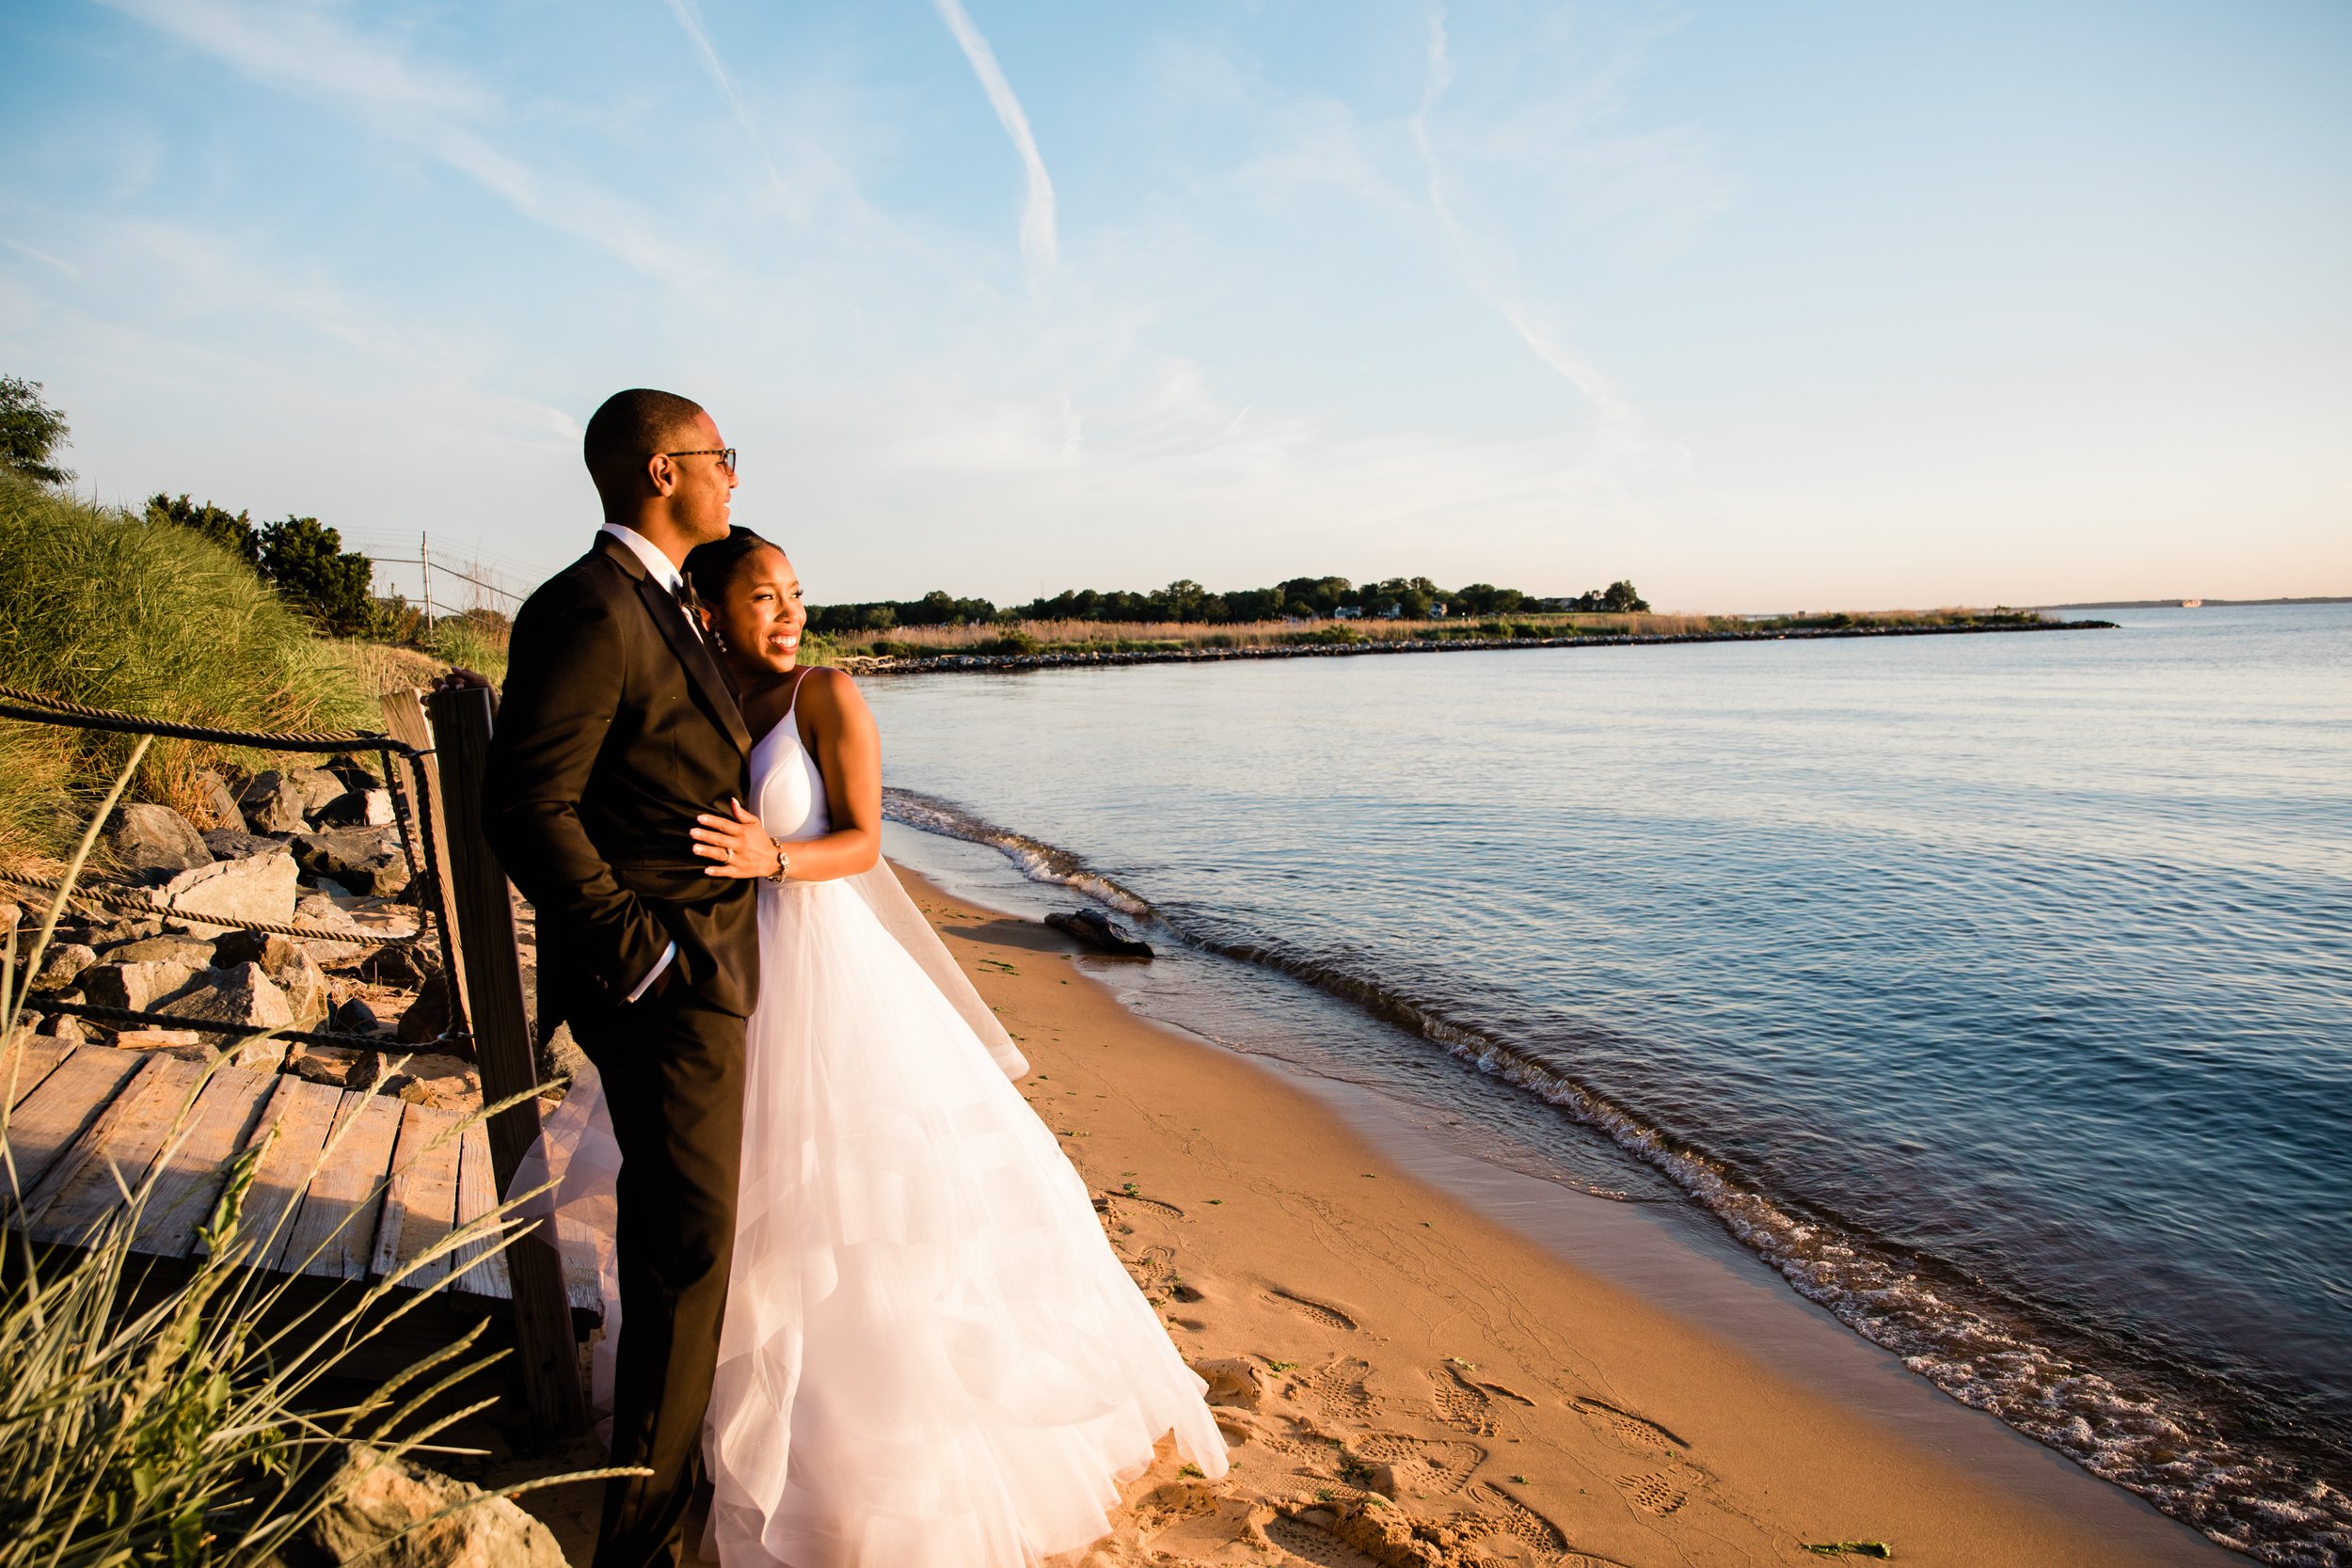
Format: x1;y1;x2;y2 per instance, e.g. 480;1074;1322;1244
1334;606;1363;620
1377;603;1404;620
1429;602;1448;618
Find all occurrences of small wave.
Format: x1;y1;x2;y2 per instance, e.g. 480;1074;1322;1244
888;796;2351;1564
882;788;1156;918
1203;928;2351;1565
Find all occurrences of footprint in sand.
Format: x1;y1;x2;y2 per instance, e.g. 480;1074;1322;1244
1264;1288;1358;1332
1428;1365;1501;1434
1348;1432;1485;1496
1472;1481;1572;1552
1571;1396;1690;1455
1263;1514;1384;1568
1299;1356;1380;1419
1614;1463;1705;1516
1475;1377;1539;1407
1124;1243;1180;1303
1103;1188;1187;1222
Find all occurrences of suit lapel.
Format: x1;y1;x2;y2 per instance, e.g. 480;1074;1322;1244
636;573;754;753
596;535;752;754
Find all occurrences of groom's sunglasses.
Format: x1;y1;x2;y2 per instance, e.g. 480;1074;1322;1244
662;447;738;476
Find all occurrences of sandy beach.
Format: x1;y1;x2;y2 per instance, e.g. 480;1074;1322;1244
769;870;2251;1563
511;863;2236;1566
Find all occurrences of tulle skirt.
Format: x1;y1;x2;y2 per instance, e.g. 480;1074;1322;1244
521;877;1227;1567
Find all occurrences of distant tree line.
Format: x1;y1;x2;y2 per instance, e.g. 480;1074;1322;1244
807;574;1648;632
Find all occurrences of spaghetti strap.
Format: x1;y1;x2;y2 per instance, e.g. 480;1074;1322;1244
781;666;816;722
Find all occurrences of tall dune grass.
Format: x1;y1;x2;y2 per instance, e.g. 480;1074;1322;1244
0;750;629;1560
0;476;376;862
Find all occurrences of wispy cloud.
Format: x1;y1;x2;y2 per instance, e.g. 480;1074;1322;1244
1410;7;1638;441
930;0;1058;277
660;0;790;202
96;0;716;289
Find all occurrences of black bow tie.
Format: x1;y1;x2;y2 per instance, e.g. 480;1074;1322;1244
670;578;708;640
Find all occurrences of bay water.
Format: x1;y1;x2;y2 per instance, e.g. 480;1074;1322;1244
862;604;2351;1564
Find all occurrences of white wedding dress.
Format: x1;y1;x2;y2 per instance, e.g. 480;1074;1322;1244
515;692;1228;1566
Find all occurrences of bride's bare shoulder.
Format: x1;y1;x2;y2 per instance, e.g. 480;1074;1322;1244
794;666;871;721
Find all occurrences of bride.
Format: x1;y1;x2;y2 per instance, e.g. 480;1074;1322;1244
517;526;1227;1565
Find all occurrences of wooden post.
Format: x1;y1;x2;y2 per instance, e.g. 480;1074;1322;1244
378;689;473;1047
422;684;588;1434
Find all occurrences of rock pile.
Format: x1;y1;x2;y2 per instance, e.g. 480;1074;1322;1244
9;765;501;1114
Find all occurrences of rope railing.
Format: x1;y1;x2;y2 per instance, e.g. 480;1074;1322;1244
0;682;468;1050
0;870;420;947
0;686;411;754
25;997;439;1054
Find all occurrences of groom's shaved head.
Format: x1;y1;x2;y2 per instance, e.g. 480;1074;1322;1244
583;388;707;495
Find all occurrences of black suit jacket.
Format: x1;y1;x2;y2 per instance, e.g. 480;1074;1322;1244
484;533;761;1027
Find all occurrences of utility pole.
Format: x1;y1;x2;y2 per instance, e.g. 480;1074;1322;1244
421;531;435;629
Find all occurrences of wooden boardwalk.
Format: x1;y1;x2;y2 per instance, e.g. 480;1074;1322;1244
1;1038;601;1323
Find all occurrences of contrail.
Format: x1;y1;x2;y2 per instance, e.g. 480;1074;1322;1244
1412;7;1632;434
661;0;788;200
931;0;1058;274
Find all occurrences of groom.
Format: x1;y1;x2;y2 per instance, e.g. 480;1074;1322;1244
484;388;759;1567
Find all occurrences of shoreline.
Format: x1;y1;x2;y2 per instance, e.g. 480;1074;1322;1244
893;864;2232;1566
837;616;2115;676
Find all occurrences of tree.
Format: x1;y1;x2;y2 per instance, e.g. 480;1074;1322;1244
146;493;262;565
1599;579;1650;613
0;375;73;485
255;515;373;634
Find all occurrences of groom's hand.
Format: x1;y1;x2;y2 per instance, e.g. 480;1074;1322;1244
433;667;492;692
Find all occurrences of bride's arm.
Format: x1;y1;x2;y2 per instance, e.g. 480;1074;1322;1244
690;668;882;884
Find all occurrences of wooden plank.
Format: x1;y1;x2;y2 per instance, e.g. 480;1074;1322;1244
379;689;472;1038
447;1118;512;1300
23;1054;211;1245
1;1037;72;1111
371;1102;463;1292
232;1076;346;1271
283;1090;404;1283
425;685;584;1432
0;1048;148;1212
131;1067;278;1259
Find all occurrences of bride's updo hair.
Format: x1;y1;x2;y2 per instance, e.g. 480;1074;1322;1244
683;525;779;606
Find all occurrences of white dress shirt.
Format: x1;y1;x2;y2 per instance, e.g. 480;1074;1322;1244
600;523;686;1002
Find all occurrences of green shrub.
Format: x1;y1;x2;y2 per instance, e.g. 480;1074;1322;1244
0;476;373;861
422;611;512;687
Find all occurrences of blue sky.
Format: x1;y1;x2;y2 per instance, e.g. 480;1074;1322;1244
3;1;2345;611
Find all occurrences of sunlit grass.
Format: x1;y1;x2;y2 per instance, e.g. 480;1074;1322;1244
0;748;628;1562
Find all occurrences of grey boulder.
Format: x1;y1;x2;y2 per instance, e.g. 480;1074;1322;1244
301;1445;566;1568
103;934;216;968
160;850;300;932
193;769;247;834
107;803;212;876
81;958;199;1013
201;829;284;862
29;942;97;992
209;930;331;1027
317;787;396;828
158;961;294;1032
236;771;310;833
291;830;411;898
